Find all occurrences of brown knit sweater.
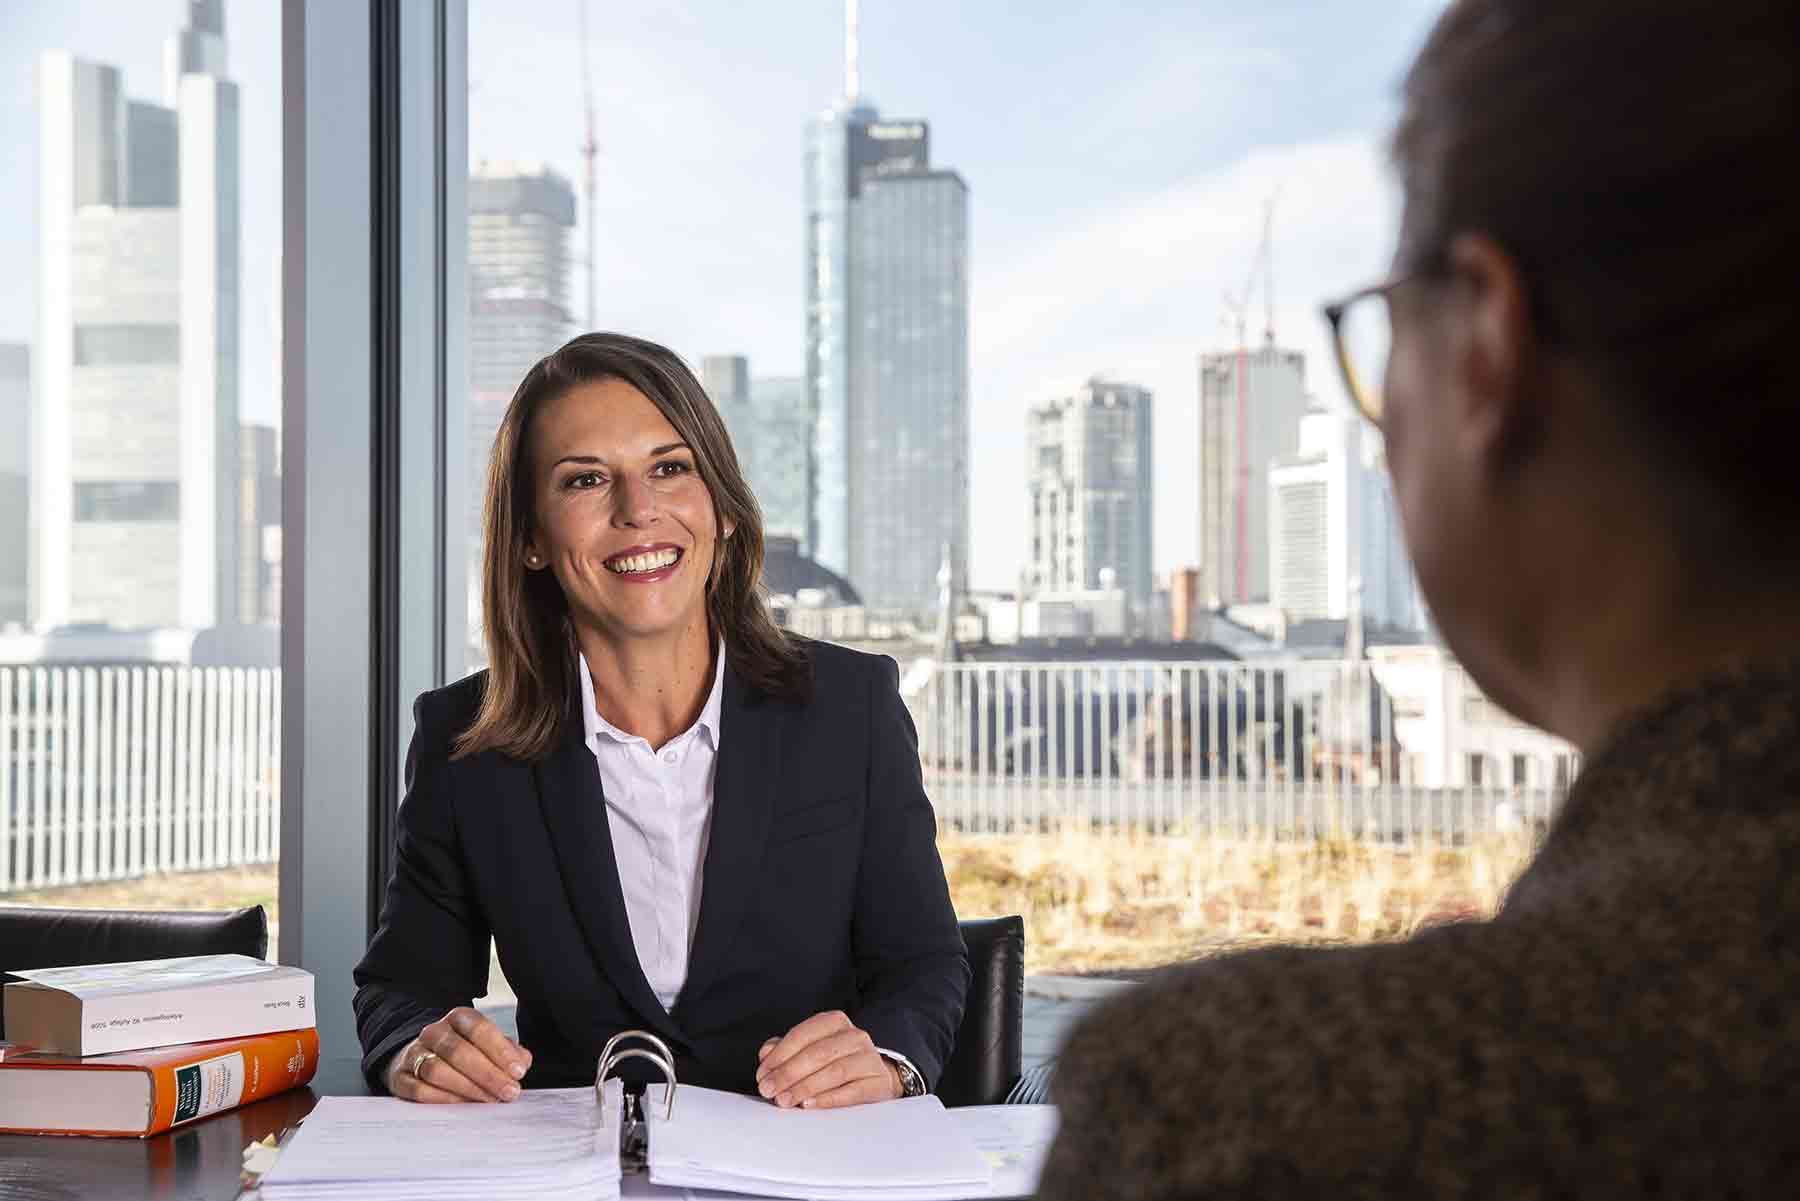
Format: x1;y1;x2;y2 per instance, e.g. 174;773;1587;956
1037;664;1800;1200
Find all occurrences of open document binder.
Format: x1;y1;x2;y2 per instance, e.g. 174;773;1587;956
260;1031;1054;1201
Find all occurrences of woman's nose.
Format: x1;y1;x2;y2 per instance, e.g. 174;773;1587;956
612;475;658;526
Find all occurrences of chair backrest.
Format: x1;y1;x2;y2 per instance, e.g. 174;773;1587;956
0;905;269;1039
937;915;1024;1107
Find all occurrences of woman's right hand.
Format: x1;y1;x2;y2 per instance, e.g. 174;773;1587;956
385;1006;533;1103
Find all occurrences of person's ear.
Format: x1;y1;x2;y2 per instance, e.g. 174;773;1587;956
1445;232;1541;472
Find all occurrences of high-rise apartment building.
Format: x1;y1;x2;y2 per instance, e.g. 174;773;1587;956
1197;344;1309;607
0;345;27;626
33;2;239;631
1026;379;1154;609
804;18;969;616
466;162;575;564
1267;407;1418;630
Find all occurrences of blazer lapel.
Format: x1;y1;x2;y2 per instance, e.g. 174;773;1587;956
532;693;681;1044
679;662;786;1010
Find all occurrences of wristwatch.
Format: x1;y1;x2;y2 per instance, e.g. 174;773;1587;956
878;1049;927;1098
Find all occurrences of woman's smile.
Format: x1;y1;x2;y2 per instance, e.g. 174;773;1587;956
602;542;684;582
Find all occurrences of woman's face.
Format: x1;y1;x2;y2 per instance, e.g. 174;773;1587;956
524;377;727;646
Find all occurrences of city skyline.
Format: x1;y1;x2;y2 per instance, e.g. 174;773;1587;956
0;2;1444;596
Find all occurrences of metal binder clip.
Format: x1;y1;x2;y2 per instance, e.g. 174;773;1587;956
594;1030;678;1123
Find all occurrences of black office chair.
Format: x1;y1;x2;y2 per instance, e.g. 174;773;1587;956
937;915;1024;1107
0;904;269;1039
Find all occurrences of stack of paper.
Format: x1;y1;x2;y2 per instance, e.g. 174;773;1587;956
259;1085;621;1201
954;1105;1060;1199
643;1084;995;1200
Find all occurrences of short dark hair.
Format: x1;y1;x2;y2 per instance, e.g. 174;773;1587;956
1394;0;1800;535
457;332;812;762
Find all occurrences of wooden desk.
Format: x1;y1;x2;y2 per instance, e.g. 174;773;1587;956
0;1056;370;1201
1;1059;1044;1201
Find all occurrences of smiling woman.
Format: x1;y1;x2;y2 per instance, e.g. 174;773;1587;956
462;333;810;761
351;332;970;1111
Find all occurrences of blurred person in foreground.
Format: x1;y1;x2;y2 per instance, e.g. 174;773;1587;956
1039;1;1800;1197
353;333;966;1108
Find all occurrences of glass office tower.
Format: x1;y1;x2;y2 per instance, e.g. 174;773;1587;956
804;102;968;616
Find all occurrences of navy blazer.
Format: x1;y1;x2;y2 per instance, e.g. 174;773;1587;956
352;639;970;1096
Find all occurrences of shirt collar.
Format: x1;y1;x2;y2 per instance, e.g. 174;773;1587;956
577;641;727;751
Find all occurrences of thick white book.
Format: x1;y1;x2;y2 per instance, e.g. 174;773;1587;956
3;954;315;1057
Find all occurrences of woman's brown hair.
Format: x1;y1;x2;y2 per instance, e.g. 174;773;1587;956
1394;0;1799;539
455;332;812;761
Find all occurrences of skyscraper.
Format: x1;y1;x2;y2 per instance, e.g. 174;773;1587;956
748;375;810;546
1026;379;1155;609
0;345;27;626
1267;407;1418;630
1197;344;1308;607
804;3;969;615
33;2;239;630
466;161;575;575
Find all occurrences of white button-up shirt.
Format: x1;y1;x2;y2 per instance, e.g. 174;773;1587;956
577;645;725;1012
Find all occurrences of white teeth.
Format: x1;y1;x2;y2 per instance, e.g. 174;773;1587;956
607;548;680;575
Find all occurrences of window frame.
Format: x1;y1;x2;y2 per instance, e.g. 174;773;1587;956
279;0;467;1054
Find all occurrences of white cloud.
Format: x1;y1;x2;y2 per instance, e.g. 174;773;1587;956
967;132;1400;589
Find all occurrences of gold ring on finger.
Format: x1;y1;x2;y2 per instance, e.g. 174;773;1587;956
410;1049;440;1080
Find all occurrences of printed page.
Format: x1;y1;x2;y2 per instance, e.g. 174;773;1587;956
259;1084;621;1201
644;1083;991;1200
953;1105;1060;1198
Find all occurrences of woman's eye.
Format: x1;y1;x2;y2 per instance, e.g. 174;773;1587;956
652;460;693;478
567;471;604;490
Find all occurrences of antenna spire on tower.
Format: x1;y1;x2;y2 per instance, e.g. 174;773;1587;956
579;0;598;330
846;0;861;99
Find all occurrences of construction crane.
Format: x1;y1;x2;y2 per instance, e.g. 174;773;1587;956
579;0;599;330
1218;190;1279;601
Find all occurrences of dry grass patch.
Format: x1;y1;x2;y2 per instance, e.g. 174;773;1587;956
939;825;1541;976
2;827;1543;983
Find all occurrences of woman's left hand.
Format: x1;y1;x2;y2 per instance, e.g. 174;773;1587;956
754;1010;902;1109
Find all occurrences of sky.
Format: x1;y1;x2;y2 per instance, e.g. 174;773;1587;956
1;0;1447;593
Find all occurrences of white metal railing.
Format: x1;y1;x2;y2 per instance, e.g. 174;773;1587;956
0;657;1577;895
0;666;280;895
908;660;1579;845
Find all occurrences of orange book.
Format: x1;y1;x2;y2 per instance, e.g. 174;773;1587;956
0;1027;319;1137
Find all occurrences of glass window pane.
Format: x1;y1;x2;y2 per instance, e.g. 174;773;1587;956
451;1;1558;998
2;4;283;954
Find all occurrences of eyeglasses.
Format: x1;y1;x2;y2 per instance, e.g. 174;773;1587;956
1320;258;1443;426
1321;278;1405;426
